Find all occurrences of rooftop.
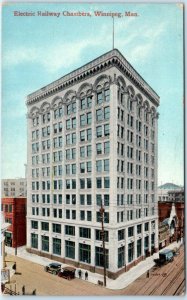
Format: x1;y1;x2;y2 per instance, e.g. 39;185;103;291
26;48;159;106
158;183;183;190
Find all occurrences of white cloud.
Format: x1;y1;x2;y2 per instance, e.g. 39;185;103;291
123;22;167;63
3;20;167;73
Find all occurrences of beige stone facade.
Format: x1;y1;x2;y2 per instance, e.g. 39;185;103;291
26;49;159;277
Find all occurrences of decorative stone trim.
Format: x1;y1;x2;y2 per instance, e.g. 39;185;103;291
26;49;159;107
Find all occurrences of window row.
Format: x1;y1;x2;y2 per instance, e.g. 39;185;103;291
31;193;110;206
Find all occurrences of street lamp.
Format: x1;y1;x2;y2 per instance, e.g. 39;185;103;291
100;200;106;287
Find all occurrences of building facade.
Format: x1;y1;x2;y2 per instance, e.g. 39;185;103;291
1;178;27;198
158;183;183;202
1;197;27;248
26;49;159;278
168;189;184;202
158;200;184;243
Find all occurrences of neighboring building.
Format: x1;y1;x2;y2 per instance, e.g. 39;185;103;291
1;212;10;268
158;222;169;249
168;189;184;202
1;197;27;248
26;49;159;278
1;178;27;197
158;201;184;244
158;182;183;202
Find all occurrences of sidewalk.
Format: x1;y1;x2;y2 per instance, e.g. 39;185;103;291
5;241;182;290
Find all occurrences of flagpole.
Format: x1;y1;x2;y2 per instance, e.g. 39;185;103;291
112;16;114;49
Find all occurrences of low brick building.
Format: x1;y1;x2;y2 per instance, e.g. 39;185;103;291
1;197;27;248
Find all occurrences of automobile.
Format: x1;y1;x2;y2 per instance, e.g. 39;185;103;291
44;263;61;275
154;249;174;267
58;266;76;280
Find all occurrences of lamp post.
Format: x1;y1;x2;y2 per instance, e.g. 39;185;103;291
100;200;106;287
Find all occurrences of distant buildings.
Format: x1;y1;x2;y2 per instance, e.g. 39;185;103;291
1;197;27;248
158;182;183;202
1;178;27;198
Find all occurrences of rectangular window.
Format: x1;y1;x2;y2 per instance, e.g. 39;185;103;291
104;141;110;154
96;143;102;155
79;227;91;239
41;222;49;231
66;119;71;130
87;161;92;173
80;194;85;205
96;177;102;189
80;179;85;189
97;92;103;105
137;239;142;258
104;106;110;120
87;194;92;205
52;223;61;233
87;145;92;157
81;98;86;110
95;246;109;268
104;124;110;136
80;146;85;158
31;220;38;229
96;109;103;121
80;210;85;220
104;89;110;102
118;229;125;241
96;160;102;173
80;114;86;126
65;240;75;259
65;225;75;236
41;236;49;252
96;126;102;138
118;246;125;268
87;129;92;141
80;131;85;142
31;233;38;249
87;112;92;125
128;227;134;237
79;243;91;264
104;159;109;172
128;242;134;263
53;238;61;255
80;162;85;173
104;177;110;188
72;118;76;128
87;178;92;188
95;230;109;242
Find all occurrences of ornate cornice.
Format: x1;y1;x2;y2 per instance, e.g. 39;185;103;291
26;49;160;107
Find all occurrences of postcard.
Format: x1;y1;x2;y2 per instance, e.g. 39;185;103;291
1;2;185;296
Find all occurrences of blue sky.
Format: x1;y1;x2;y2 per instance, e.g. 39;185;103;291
2;3;184;185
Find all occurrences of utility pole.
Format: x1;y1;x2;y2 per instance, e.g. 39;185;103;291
100;200;106;287
14;198;17;256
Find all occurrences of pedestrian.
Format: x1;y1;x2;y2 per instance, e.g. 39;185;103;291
85;271;88;280
22;285;25;295
78;269;82;279
146;270;150;278
32;289;36;295
13;262;16;271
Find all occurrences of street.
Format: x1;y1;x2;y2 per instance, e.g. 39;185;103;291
4;245;185;296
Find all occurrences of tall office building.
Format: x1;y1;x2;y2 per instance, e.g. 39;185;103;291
26;49;159;278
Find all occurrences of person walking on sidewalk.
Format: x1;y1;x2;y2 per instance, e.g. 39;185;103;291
22;285;25;295
78;269;82;279
85;271;88;280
